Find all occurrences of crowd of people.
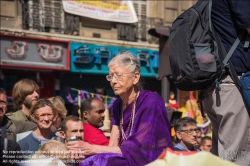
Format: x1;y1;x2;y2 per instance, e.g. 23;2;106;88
0;52;173;166
0;52;248;166
0;52;215;166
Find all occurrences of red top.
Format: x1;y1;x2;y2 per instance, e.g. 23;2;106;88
169;99;179;110
83;122;109;146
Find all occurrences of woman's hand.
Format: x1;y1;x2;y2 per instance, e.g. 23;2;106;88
66;149;85;162
66;140;122;156
66;141;94;156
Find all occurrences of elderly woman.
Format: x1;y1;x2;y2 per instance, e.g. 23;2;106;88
18;99;57;156
67;52;173;166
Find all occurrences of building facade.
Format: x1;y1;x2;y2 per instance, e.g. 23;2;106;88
0;0;197;113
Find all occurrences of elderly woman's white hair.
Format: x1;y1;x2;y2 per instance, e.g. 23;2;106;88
108;51;143;89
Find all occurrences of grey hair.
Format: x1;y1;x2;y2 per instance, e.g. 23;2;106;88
174;117;197;142
174;117;197;132
108;51;143;90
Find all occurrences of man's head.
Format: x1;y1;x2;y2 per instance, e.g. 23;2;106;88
60;115;84;143
0;88;8;121
174;117;200;150
81;98;105;128
200;136;212;152
12;78;39;110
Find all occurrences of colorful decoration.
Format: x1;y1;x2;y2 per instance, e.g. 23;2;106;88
176;91;212;136
65;87;117;110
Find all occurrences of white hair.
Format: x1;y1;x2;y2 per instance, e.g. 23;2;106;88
108;51;140;73
108;51;143;89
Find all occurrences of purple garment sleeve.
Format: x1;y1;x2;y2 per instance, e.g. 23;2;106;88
118;90;173;165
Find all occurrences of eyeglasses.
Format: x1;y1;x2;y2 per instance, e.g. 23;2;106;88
179;128;201;135
35;113;54;120
0;100;7;106
106;73;132;81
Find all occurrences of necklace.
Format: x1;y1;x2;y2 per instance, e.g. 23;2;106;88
118;91;139;145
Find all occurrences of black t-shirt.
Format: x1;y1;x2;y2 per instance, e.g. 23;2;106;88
212;0;250;73
0;137;22;166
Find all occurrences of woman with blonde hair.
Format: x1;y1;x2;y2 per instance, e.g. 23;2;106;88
34;140;68;161
27;140;68;166
48;96;68;135
18;99;57;156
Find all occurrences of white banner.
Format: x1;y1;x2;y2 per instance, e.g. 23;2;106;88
62;0;138;23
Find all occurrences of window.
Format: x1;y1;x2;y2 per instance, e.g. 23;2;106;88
133;1;148;41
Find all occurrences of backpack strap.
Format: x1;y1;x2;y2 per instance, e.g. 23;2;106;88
221;31;247;66
214;30;246;88
244;34;250;49
208;0;212;31
221;31;246;86
215;30;250;116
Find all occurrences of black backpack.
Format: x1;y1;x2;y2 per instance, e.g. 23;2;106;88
169;0;247;101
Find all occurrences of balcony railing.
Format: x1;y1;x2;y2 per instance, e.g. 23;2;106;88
21;0;163;43
117;17;163;43
22;0;79;35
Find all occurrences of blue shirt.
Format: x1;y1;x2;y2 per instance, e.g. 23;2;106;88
18;131;56;157
174;143;200;152
212;0;250;73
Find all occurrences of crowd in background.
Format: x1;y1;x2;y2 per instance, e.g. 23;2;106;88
0;75;212;166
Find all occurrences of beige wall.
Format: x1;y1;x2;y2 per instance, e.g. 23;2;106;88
149;0;197;26
0;0;22;29
161;0;196;26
